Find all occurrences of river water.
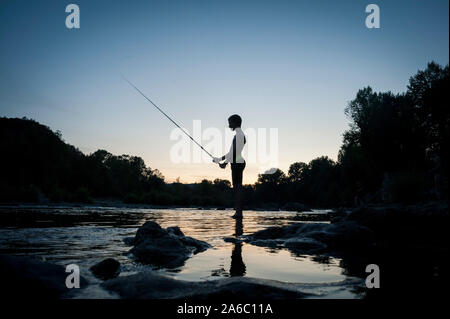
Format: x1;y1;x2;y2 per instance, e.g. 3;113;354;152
0;207;364;298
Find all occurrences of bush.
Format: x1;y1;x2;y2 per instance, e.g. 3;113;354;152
388;171;425;203
71;187;93;203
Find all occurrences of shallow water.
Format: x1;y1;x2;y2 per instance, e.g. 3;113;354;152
0;207;363;298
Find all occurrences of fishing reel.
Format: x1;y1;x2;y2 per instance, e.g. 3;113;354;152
219;163;228;169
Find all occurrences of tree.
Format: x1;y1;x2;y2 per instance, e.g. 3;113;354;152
288;162;308;183
407;62;449;176
254;168;287;204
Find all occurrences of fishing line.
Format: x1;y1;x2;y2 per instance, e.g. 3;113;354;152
122;75;214;159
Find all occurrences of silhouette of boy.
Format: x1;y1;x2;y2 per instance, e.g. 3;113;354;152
213;114;246;219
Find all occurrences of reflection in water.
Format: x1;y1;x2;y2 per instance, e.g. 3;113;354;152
230;216;246;277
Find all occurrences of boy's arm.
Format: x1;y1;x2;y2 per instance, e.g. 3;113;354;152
213;139;234;163
221;139;235;163
212;157;228;169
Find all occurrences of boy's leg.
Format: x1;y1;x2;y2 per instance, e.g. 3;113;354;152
235;183;242;214
231;163;244;218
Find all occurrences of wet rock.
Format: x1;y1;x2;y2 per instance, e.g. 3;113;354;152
250;239;281;248
128;221;211;268
248;223;306;241
90;258;120;280
123;236;135;246
346;202;448;232
284;237;326;252
134;221;167;245
130;234;190;268
344;201;448;246
179;235;211;252
0;254;88;299
323;222;374;249
247;202;448;255
246;221;373;254
330;207;350;221
101;271;311;299
247;226;289;240
223;237;243;244
166;226;184;237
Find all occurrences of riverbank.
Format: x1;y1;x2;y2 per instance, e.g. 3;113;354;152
243;200;449;299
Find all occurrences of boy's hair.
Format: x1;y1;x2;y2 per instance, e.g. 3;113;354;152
228;114;242;127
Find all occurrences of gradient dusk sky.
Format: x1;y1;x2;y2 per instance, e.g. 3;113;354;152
0;0;448;184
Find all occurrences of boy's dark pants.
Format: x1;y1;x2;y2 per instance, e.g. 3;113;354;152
231;162;246;215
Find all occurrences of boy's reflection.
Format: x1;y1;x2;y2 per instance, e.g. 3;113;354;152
230;217;246;277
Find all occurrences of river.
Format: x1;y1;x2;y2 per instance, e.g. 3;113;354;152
0;206;363;298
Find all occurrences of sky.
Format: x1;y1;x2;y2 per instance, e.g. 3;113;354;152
0;0;448;184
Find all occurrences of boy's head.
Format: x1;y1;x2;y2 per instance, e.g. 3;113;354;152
228;114;242;130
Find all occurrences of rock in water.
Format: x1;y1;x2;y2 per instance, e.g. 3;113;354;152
90;258;120;280
101;271;311;299
0;254;88;299
134;221;167;244
122;236;135;246
284;237;327;252
128;221;211;268
166;226;184;237
245;220;373;254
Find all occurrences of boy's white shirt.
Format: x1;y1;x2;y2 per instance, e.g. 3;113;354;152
223;127;246;164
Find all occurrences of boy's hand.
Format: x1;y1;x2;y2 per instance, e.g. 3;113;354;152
219;163;227;169
212;157;221;164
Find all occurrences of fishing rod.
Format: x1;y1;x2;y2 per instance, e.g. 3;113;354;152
122;75;214;159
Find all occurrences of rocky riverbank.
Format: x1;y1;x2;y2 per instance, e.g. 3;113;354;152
1;201;447;299
242;200;449;299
